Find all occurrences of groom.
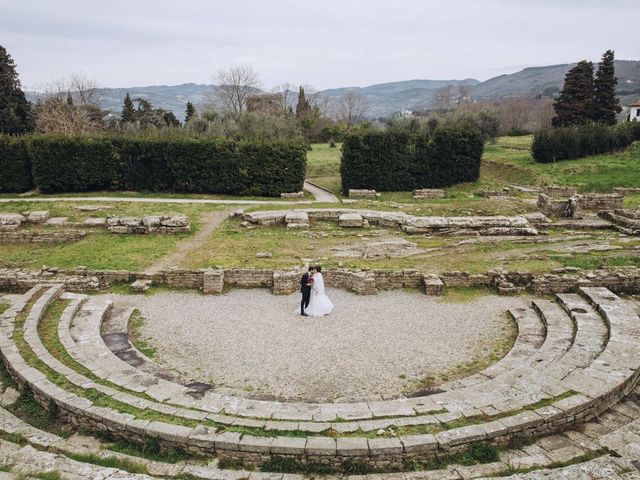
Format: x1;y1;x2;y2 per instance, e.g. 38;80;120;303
300;266;315;316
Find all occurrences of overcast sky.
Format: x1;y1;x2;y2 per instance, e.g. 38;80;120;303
3;0;639;91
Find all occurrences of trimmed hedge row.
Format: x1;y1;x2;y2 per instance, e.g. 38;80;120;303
340;122;484;193
532;122;640;163
0;136;33;193
0;135;307;196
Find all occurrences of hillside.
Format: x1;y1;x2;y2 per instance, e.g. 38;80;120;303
25;60;640;119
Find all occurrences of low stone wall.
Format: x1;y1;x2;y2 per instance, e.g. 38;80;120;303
348;189;380;198
580;193;624;211
3;266;640;297
241;209;538;236
280;192;304;199
599;209;640;235
413;189;444;199
0;230;86;244
538;193;624;218
614;187;640;195
544;186;577;197
107;215;190;234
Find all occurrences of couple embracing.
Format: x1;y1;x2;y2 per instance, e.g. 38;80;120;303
300;266;334;317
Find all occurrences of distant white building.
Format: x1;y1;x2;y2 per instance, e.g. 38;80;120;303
629;100;640;121
399;109;413;118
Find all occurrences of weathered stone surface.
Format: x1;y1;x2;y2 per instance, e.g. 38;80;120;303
131;279;151;292
46;217;69;226
348;189;380;198
423;275;444;296
0;213;25;231
413;188;445;199
83;218;107;227
338;213;364;228
26;211;50;223
285;212;309;228
280;191;304;198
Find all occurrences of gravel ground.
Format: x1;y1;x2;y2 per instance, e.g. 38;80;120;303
101;290;526;402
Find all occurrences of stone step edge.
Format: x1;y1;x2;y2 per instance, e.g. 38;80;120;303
3;286;639;466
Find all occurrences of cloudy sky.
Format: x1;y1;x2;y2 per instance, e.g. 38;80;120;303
3;0;639;91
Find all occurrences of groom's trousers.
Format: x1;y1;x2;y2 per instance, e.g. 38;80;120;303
301;290;311;314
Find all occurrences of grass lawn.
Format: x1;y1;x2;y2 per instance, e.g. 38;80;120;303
0;202;228;271
306;143;342;195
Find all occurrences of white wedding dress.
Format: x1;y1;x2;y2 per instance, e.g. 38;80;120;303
304;272;334;317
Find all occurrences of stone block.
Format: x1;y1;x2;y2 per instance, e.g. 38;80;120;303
46;217;69;226
203;269;224;294
83;218;107;227
285;211;309;228
413;188;445;199
107;226;129;234
0;213;25;229
423;275;444;296
280;191;304;198
338;212;364;228
348;189;380;198
131;279;152;292
160;215;189;227
142;216;162;227
27;211;50;223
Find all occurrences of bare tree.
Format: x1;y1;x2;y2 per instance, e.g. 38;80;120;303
434;85;454;111
33;73;108;134
212;64;262;114
271;82;296;114
456;84;470;107
334;92;369;128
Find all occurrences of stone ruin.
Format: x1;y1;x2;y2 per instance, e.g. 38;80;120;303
105;215;190;234
537;192;625;219
412;188;445;199
280;191;304;198
0;211;190;242
348;188;380;198
599;209;640;235
238;208;539;236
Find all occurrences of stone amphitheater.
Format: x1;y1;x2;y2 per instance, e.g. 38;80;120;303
1;280;640;479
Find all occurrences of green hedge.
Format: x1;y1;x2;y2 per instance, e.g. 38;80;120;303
30;136;118;193
5;135;306;196
0;136;33;192
340;122;484;193
532;123;640;163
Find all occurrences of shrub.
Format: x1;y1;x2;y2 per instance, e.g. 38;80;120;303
14;135;307;196
0;135;33;192
340;121;484;193
30;135;118;192
532;123;640;163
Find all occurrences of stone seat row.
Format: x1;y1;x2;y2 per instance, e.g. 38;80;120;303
31;285;636;428
1;285;640;468
1;342;640;479
65;288;612;428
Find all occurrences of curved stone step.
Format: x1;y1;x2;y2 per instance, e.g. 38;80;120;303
3;284;640;469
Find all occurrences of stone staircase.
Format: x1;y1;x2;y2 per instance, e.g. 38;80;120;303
1;285;640;477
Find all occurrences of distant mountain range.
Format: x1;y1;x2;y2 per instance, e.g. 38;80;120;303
26;60;640;120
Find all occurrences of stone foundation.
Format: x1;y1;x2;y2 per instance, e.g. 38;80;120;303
280;191;304;199
348;189;380;198
107;215;190;234
413;189;445;199
0;230;86;244
2;266;640;297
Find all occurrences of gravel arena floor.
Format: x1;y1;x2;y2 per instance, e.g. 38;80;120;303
103;290;527;402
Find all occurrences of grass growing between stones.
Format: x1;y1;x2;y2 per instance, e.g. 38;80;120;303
490;448;611;477
66;452;148;474
128;309;157;359
0;303;8;315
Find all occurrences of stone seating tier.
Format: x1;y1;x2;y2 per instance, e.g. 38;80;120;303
1;284;639;469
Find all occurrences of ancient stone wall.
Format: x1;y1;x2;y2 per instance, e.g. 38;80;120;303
0;230;86;244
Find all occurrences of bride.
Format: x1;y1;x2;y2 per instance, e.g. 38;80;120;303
305;266;334;317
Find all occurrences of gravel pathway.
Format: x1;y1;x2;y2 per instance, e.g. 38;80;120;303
102;290;526;402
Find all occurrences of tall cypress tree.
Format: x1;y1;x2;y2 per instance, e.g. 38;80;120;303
185;101;196;123
121;93;136;123
295;86;311;119
593;50;622;125
0;45;33;134
552;60;595;127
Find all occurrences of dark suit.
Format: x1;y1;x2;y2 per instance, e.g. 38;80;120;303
300;272;312;315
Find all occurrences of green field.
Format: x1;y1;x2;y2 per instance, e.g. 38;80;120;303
306;137;640;195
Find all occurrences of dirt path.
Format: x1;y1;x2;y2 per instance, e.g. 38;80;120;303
145;209;232;274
